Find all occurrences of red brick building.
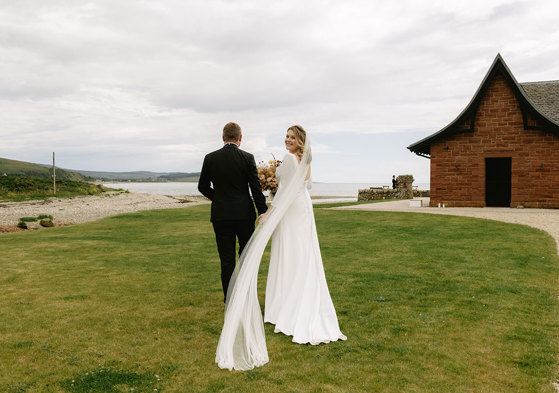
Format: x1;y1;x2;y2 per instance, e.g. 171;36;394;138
408;54;559;208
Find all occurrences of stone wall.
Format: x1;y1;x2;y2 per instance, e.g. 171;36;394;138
358;175;430;201
397;175;414;199
430;72;559;208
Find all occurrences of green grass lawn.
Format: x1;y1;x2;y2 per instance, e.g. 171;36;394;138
1;204;558;393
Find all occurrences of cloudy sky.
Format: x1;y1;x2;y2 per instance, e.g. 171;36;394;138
2;0;559;183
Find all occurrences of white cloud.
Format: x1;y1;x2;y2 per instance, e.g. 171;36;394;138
1;0;559;181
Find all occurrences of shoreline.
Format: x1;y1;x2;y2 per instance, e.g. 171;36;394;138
0;192;355;232
0;192;208;231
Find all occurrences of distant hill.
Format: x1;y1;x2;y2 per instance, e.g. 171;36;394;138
71;169;200;182
0;157;200;182
0;157;91;181
157;172;200;182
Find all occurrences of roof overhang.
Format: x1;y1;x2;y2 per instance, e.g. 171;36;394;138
408;54;559;158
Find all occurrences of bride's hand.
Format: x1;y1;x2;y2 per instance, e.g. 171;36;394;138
258;209;273;225
258;205;274;225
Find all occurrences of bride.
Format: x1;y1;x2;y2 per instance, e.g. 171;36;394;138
215;125;346;371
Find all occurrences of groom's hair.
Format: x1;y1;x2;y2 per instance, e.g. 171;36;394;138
223;122;242;141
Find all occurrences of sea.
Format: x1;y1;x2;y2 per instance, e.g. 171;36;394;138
103;182;430;204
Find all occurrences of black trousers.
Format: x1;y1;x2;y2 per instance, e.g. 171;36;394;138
212;219;255;302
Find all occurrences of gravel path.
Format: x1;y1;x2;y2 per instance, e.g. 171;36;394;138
335;198;559;253
0;192;207;228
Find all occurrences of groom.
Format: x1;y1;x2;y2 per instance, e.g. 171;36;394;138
198;122;268;302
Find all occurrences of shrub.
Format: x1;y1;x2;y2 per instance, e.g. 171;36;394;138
17;214;55;229
0;176;104;201
19;216;38;222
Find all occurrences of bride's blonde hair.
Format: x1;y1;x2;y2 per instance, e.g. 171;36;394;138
287;125;306;159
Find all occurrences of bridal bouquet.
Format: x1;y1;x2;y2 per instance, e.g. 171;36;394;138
257;158;281;194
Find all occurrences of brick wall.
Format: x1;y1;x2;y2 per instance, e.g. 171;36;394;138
430;72;559;208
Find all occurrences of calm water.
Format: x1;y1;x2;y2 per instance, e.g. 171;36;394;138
103;182;429;203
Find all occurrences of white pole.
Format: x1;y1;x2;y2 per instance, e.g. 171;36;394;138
53;152;56;195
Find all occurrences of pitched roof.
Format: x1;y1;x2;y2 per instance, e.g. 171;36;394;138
408;54;559;158
521;80;559;123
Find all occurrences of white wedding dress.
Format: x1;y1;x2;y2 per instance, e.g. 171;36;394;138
215;139;346;371
264;152;346;345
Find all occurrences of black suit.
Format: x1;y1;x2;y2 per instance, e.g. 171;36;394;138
198;143;268;301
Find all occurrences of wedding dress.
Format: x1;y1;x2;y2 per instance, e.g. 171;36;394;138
215;138;346;371
264;153;346;345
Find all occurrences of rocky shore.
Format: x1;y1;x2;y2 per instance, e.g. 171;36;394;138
0;192;208;232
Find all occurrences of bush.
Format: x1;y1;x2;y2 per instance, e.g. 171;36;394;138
19;216;38;222
0;176;104;201
17;214;55;229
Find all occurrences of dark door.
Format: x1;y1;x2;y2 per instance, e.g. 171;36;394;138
485;157;511;207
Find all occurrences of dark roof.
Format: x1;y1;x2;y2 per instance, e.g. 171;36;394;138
521;81;559;123
408;54;559;158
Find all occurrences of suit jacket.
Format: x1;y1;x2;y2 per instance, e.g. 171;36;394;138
198;144;268;222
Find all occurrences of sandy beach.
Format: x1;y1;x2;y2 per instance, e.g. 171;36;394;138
0;192;208;231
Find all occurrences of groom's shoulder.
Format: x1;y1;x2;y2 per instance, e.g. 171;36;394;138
205;146;254;162
205;147;223;159
239;148;254;158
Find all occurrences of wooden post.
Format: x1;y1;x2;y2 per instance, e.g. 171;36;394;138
53;152;56;195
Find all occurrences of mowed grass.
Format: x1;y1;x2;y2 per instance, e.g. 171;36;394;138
1;204;559;393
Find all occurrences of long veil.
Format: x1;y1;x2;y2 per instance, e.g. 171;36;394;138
215;138;312;371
